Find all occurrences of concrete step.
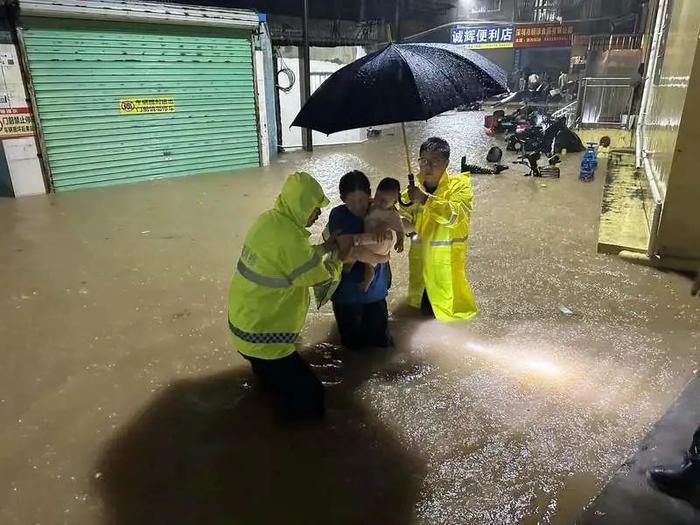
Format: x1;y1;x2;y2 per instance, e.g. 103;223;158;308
597;150;652;255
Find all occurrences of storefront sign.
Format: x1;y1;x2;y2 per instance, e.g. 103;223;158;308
451;24;514;49
514;24;573;48
0;107;34;138
119;96;175;114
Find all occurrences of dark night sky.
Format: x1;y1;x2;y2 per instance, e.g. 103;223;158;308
153;0;457;21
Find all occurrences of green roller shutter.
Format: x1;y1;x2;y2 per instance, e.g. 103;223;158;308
20;16;260;191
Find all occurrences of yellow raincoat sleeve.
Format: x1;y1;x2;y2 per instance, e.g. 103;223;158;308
399;192;419;227
287;244;342;288
423;175;473;228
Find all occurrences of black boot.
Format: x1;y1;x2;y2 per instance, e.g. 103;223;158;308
649;458;700;491
420;290;435;318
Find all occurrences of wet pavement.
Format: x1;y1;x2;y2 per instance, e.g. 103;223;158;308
1;111;699;524
580;376;700;525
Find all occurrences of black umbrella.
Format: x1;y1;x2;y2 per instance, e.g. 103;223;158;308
292;42;508;176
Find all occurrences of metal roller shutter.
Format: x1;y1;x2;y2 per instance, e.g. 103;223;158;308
20;16;260;191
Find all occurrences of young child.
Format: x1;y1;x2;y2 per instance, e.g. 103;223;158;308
345;177;404;291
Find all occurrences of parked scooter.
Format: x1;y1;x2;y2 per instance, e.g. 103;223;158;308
505;123;545;153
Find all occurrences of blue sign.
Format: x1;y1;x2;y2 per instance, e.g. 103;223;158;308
450;24;514;49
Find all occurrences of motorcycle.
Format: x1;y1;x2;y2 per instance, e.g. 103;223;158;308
505;124;545;153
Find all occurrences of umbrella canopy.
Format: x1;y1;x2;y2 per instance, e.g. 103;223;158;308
291;42;508;135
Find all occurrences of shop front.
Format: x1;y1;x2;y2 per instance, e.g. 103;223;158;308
17;0;260;191
513;23;574;84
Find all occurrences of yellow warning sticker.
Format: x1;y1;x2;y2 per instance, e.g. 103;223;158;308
119;96;175;114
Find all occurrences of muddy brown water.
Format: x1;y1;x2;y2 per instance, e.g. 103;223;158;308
1;112;698;524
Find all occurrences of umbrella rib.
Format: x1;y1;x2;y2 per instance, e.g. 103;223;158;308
392;45;435;121
401;45;474;120
404;47;473;115
409;43;507;92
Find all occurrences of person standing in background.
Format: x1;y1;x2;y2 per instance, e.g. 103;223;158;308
558;70;569;91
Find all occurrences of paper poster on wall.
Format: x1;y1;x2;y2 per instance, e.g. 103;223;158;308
0;44;35;138
0;108;34;138
119;96;176;114
0;51;15;66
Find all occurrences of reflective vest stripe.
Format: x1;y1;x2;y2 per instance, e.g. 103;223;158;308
429;237;467;246
289;251;322;282
228;319;299;344
237;260;290;288
413;236;468;246
237;251;322;288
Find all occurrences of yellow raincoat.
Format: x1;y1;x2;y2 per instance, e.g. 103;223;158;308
228;172;341;360
401;171;478;321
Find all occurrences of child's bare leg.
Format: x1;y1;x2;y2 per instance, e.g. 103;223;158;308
360;263;375;292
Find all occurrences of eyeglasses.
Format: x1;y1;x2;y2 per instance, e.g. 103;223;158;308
418;157;445;168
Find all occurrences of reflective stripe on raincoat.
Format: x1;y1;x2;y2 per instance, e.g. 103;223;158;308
228;172;342;359
400;171;478;321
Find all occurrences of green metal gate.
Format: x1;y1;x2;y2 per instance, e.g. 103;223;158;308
20;16;260;191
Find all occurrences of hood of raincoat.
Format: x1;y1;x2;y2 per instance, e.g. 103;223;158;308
274;172;330;229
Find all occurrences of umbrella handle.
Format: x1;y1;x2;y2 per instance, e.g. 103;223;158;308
398;122;415;207
399;173;415;208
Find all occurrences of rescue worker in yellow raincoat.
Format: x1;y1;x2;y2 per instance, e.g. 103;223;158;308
228;172;341;418
401;137;478;321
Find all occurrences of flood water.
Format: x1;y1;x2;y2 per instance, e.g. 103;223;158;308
1;111;699;524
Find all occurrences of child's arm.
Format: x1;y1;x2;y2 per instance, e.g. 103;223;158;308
386;209;406;234
394;233;404;253
349;245;390;265
381;210;405;253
